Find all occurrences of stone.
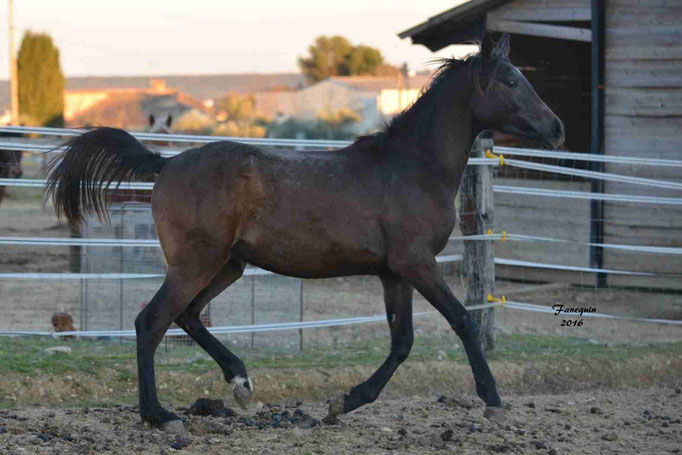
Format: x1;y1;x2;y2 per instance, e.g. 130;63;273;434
532;441;548;449
43;346;72;355
169;436;190;450
187;398;234;417
161;420;186;436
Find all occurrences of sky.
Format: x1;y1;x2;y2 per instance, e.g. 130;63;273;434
1;0;476;77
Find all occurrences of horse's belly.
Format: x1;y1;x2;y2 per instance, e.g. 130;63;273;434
232;224;385;278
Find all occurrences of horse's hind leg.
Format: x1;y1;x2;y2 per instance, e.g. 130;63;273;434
174;258;253;409
327;275;414;418
135;246;229;430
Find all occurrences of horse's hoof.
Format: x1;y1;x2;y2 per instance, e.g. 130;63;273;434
232;376;253;410
327;395;346;417
483;406;506;425
233;385;252;410
161;419;186;435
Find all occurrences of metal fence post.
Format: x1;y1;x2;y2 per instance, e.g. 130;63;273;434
298;279;304;352
460;133;496;352
250;276;255;348
119;207;124;333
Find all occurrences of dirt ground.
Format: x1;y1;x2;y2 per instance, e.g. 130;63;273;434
0;388;680;455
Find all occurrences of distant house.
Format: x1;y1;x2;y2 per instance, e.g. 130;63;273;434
0;73;304;118
0;110;11;125
254;74;432;133
65;79;207;130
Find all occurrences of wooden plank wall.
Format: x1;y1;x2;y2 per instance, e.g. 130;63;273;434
603;0;682;288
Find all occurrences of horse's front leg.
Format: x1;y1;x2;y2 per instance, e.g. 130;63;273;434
394;258;504;421
326;275;414;419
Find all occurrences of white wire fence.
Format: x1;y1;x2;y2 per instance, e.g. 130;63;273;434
0;126;680;351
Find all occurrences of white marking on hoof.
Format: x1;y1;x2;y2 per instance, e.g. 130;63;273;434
161;419;186;435
231;375;253;410
483;406;506;425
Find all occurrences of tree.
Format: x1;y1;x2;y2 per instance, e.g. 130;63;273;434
316;107;361;129
347;45;384;76
212;93;267;137
216;93;256;122
17;31;65;126
298;36;396;83
267;107;361;141
174;109;216;135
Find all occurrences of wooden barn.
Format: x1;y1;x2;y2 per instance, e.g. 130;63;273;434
400;0;682;289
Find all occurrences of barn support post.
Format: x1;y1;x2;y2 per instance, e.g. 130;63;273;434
589;0;607;287
460;132;496;352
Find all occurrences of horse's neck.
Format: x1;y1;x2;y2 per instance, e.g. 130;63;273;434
387;71;475;191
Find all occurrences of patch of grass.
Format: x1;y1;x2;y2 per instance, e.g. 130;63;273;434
488;334;682;362
0;337;120;376
5;186;45;204
1;334;679;377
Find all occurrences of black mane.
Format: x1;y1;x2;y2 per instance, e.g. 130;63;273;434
354;53;483;150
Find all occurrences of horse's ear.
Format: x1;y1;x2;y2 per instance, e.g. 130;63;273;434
495;34;510;58
148;114;155;127
166;114;173;129
481;33;495;60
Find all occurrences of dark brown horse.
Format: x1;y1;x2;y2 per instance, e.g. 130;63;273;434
45;35;564;432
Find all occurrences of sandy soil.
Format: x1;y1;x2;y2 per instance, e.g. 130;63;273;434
0;388;680;454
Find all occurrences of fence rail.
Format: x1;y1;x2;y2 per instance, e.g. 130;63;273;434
1;126;680;341
5;125;682;165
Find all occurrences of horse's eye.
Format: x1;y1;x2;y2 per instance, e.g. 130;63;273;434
505;79;518;88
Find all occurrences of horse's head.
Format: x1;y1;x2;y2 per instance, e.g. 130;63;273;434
148;114;173;134
471;34;565;148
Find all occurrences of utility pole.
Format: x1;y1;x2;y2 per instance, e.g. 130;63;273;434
9;0;20;124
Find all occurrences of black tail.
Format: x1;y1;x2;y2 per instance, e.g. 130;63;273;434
45;127;168;228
